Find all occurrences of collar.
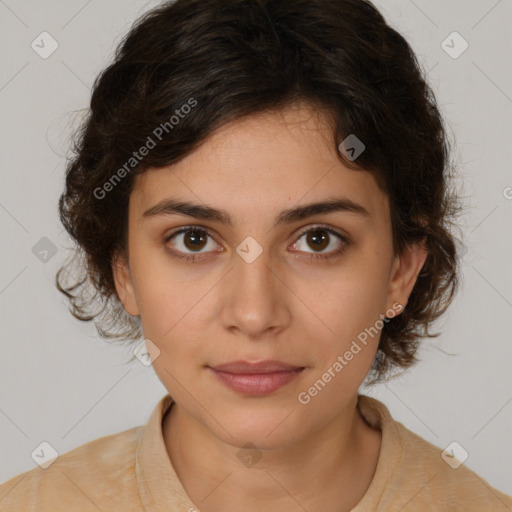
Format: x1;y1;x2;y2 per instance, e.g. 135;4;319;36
135;393;400;511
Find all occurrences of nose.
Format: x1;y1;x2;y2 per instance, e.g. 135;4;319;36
218;244;291;340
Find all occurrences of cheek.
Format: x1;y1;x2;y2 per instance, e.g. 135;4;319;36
132;271;217;377
128;238;206;336
294;279;383;410
136;283;203;347
300;257;391;344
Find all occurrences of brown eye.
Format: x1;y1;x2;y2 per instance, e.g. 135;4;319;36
164;224;349;264
305;229;330;252
165;228;219;259
291;225;348;261
182;230;209;251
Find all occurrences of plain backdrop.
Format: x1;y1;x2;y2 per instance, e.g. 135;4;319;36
1;0;511;497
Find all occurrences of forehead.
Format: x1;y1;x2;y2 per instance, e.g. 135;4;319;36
130;105;389;226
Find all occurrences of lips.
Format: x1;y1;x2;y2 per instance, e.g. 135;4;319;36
210;360;303;374
207;360;305;396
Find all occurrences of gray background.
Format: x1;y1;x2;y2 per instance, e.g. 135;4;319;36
1;0;511;497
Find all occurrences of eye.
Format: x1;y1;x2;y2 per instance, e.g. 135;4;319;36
164;224;349;263
290;225;348;261
164;227;220;262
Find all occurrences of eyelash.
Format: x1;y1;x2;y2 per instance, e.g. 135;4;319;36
163;224;349;263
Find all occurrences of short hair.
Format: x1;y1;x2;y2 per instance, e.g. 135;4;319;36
56;0;462;384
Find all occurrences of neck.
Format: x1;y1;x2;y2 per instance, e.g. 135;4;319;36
162;395;381;512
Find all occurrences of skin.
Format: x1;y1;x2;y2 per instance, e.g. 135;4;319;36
112;103;427;512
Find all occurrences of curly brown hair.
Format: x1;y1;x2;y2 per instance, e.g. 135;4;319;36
56;0;462;384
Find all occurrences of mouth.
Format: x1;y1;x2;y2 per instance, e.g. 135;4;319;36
207;360;306;396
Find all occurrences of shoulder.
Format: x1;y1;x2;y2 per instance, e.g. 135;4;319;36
0;425;143;512
358;395;512;511
391;414;512;509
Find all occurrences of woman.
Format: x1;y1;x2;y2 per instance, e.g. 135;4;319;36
1;0;510;510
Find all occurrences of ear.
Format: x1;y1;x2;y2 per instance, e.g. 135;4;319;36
386;240;428;315
112;252;140;316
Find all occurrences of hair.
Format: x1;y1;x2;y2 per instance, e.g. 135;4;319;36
56;0;462;384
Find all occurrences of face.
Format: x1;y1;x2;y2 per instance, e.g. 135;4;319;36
113;103;426;450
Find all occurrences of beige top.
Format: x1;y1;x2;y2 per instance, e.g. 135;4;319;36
1;394;510;511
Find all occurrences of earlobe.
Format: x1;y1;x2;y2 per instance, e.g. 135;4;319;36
112;253;140;317
386;240;428;313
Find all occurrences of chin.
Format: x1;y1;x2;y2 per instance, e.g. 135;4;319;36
209;405;306;451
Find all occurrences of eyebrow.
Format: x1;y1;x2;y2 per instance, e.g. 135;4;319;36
142;197;370;228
